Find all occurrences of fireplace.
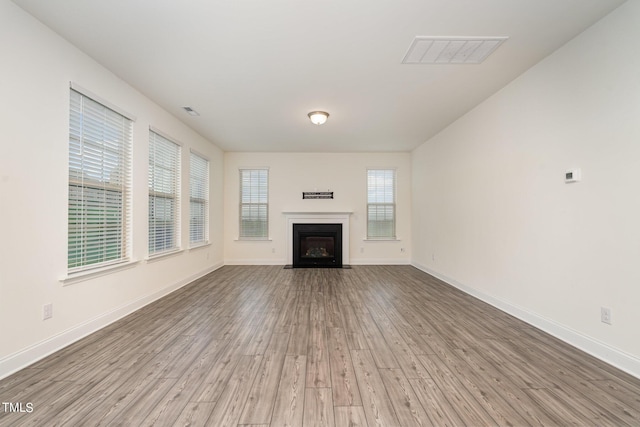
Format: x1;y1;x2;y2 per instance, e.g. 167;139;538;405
293;223;342;268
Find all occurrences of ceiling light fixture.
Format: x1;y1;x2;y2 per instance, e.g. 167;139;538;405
308;111;329;125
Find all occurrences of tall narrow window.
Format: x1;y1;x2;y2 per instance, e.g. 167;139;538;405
189;151;209;246
68;89;132;271
239;169;269;239
149;130;180;255
367;169;396;239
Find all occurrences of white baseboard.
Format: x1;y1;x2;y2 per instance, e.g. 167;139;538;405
351;258;411;265
223;258;286;265
222;259;412;266
411;262;640;380
0;262;223;380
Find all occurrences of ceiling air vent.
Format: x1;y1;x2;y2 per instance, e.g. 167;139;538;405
182;106;200;116
402;36;508;64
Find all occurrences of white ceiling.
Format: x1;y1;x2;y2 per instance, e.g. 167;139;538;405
13;0;625;152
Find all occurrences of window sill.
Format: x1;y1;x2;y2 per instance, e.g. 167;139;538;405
60;260;140;286
234;237;272;242
145;248;184;263
363;238;402;242
189;242;211;251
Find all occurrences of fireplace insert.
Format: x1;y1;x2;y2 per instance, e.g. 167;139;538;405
293;223;342;268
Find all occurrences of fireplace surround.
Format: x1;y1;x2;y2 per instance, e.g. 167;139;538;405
283;211;351;267
293;223;342;268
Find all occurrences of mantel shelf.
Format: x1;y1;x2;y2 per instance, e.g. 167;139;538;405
282;211;353;215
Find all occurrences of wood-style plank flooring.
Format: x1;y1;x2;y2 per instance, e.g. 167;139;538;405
1;265;639;426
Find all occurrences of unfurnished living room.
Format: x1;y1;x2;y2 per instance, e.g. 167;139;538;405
1;0;639;426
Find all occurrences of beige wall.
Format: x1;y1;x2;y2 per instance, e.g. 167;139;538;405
411;1;640;376
0;0;224;378
224;152;411;265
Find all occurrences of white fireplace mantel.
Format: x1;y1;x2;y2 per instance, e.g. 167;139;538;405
283;211;352;265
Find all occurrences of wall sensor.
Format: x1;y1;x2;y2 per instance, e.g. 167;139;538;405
565;168;581;183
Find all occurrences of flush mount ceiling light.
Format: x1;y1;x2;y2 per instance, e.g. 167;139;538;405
308;111;329;125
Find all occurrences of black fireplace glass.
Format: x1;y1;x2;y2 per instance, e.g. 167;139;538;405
301;236;335;259
293;223;342;268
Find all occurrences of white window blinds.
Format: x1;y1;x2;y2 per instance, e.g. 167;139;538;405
68;89;132;271
149;130;180;255
239;169;269;239
367;169;396;239
189;151;209;246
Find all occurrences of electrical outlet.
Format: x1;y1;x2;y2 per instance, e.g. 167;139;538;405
43;303;53;320
601;307;612;325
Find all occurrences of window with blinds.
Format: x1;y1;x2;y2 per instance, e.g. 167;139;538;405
189;151;209;246
68;89;132;271
149;130;180;255
367;169;396;239
239;169;269;239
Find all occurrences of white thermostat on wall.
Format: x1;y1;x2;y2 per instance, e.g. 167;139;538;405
565;168;581;183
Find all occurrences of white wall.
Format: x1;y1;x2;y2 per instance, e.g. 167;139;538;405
0;0;224;378
412;1;640;376
4;0;636;381
224;152;411;265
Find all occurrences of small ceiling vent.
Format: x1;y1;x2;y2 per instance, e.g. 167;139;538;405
402;36;508;64
182;106;200;116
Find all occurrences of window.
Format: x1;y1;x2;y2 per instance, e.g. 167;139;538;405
68;89;132;271
189;151;209;246
239;169;269;239
148;130;180;255
367;169;396;239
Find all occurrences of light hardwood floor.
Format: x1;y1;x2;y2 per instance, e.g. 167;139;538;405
1;265;639;426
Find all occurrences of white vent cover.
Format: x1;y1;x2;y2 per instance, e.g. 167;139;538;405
182;106;200;116
402;36;508;64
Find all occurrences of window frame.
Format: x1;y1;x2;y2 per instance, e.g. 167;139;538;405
148;128;181;257
189;150;209;247
67;86;134;274
239;168;269;240
366;168;397;240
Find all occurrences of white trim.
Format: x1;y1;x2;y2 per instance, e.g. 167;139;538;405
149;126;184;146
412;261;640;380
69;82;136;121
61;260;140;286
239;166;270;171
1;262;223;380
282;211;353;215
352;258;411;265
145;249;184;263
283;212;352;265
224;258;286;265
189;152;209;246
189;147;210;162
365;166;398;171
239;168;270;240
188;242;211;251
